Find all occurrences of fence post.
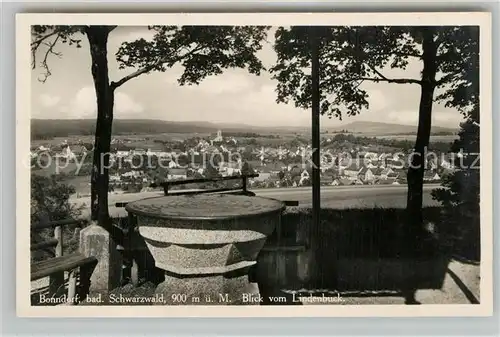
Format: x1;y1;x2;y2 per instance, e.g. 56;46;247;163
131;260;139;286
49;225;65;297
163;183;169;196
67;269;77;305
54;225;63;257
242;176;248;193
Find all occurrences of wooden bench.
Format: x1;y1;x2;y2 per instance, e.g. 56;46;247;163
31;253;98;304
31;219;98;305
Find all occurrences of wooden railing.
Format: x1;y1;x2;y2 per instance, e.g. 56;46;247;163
31;219;97;305
31;219;87;258
149;173;260;196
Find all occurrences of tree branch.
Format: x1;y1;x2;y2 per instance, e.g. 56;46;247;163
393;51;423;59
336;44;422;86
365;63;421;85
110;60;159;89
360;77;421;85
32;27;82;80
326;76;421;85
31;31;59;70
37;35;62;83
435;72;458;86
110;44;205;89
359;51;422;59
31;31;59;47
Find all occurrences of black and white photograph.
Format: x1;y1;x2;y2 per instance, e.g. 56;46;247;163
18;13;492;317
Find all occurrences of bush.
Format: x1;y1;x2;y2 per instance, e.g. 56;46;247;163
31;174;84;262
432;117;480;261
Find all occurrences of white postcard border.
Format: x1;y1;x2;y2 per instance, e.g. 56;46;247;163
16;12;493;318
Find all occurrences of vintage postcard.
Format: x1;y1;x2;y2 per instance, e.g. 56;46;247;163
17;12;492;317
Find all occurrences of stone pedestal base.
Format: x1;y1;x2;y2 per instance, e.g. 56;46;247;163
125;195;285;307
155;268;260;305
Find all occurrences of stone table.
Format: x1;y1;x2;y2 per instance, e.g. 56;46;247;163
125;193;285;305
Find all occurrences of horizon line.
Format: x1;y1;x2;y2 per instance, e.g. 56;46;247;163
30;118;458;130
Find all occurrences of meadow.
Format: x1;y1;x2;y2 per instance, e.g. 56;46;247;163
371;134;458;142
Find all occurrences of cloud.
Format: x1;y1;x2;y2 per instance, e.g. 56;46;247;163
384;110;419;125
165;69;257;95
58;87;95;118
432;109;465;127
230;84;308;126
114;91;145;115
60;86;144;119
39;94;61;107
365;88;389;112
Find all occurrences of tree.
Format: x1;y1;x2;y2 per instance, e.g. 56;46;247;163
271;26;479;235
31;174;83;262
32;25;269;230
203;162;221;179
241;161;255;176
31;174;81;224
431;93;480;260
278;170;285;180
201;161;222;189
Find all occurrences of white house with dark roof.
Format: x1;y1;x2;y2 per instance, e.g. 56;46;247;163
380;167;395;179
359;167;376;183
59;145;76;160
424;170;441;181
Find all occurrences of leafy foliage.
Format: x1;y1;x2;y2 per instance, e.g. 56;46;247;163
429;26;480;260
32;24;270;92
113;25;270;88
31;174;81;224
431;97;480;261
271;26;479;120
241;161;255;176
31;174;84;262
431;118;480;260
433;27;480;117
203;161;221;179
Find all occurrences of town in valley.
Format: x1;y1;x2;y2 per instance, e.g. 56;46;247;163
30;119;458;198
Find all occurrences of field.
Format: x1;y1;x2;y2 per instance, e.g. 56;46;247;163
31;133;456;152
64;175;91;196
369;134;458;142
31;133;214;149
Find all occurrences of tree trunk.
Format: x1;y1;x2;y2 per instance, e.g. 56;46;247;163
86;27;114;229
406;27;438;242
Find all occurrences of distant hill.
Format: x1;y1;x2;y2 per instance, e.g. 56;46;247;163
329;121;457;135
31;119;226;140
31;119;458;140
31;119;311;140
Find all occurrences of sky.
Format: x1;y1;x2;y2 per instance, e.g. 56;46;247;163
31;26;465;129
